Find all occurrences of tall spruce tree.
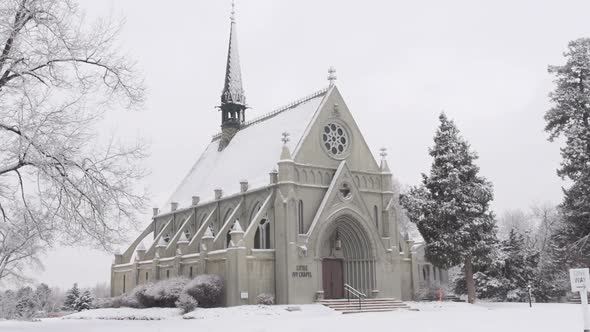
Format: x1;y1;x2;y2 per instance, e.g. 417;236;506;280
545;38;590;266
63;283;80;311
401;113;498;304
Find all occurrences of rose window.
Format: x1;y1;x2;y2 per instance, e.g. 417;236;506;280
322;123;349;156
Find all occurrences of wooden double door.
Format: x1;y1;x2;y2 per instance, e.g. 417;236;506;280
322;258;344;299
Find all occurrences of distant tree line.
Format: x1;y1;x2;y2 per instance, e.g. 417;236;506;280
0;282;107;320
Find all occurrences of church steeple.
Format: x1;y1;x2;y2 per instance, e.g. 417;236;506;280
219;0;246;151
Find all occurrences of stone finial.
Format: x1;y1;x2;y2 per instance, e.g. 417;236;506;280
136;241;146;251
269;169;278;184
203;226;214;239
240;180;249;193
214;188;223;200
156;236;168;247
178;231;189;244
152;207;159;217
229;219;245;247
380;147;388;159
202;226;214;251
156;236;167;258
231;219;244;233
328;67;337;86
177;231;189;255
192;196;200;206
136;242;146;261
171;202;179;212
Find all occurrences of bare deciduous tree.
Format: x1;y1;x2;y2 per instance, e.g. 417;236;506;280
0;0;147;283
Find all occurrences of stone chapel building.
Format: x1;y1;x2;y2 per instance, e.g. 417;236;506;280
110;6;446;305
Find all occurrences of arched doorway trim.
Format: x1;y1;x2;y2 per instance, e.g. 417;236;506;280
315;210;380;297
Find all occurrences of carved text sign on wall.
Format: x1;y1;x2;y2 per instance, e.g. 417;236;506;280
292;265;312;278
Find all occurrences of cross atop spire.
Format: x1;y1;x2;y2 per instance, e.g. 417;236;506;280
328;67;337;86
380;147;388;159
281;132;290;144
230;0;236;22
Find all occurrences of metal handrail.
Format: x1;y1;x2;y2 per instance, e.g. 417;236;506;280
344;284;366;310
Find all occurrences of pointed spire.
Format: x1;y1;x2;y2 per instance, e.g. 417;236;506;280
221;0;246;106
136;241;146;251
218;1;247;151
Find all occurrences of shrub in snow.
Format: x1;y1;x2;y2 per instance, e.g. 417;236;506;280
256;293;274;305
175;293;198;313
100;292;142;309
73;290;94;311
183;274;224;308
137;278;189;308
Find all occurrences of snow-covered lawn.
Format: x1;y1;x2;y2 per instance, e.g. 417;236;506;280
0;302;585;331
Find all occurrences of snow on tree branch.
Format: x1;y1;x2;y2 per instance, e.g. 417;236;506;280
0;0;148;284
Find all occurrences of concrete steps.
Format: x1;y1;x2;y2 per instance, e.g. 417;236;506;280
567;293;590;304
316;298;412;314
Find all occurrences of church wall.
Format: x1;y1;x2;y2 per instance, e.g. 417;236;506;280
296;185;327;233
293;87;380;174
206;252;227;278
400;258;414;300
246;250;275;304
286;255;322;304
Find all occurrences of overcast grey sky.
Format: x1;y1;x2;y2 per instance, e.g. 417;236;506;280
34;0;590;289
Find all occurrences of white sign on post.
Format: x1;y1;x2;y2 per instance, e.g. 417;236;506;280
569;268;590;332
570;268;590;292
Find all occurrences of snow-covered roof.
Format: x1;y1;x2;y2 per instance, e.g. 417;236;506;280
164;88;329;208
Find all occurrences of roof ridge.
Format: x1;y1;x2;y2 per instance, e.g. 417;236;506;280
212;86;329;141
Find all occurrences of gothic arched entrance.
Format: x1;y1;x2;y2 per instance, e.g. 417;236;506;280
320;215;376;299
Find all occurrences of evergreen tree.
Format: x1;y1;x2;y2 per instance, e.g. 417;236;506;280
0;290;17;319
545;38;590;266
453;229;540;301
502;229;539;301
401;113;498;303
63;283;80;311
34;284;52;313
73;290;93;311
15;286;37;319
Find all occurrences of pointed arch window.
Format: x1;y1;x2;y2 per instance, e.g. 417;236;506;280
223;208;233;248
298;200;304;234
254;217;271;249
374;205;379;229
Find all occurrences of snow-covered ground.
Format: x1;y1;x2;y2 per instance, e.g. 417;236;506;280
0;302;585;332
